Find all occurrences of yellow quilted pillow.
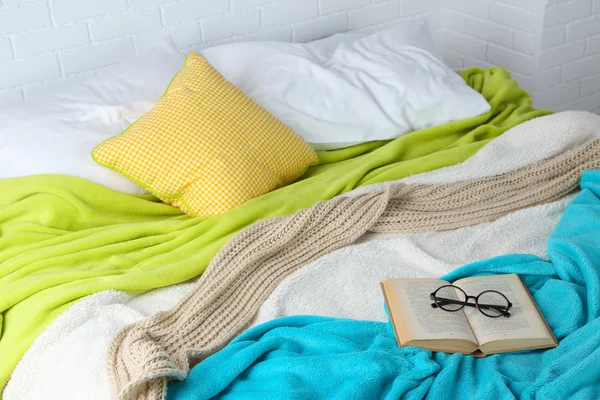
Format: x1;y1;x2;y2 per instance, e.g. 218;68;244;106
93;52;318;217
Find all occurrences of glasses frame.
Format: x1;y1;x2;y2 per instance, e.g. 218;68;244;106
430;284;512;318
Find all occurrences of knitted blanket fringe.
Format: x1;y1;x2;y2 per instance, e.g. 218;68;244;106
107;139;600;400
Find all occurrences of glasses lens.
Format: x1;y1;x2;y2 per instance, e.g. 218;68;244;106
434;285;466;311
477;291;510;317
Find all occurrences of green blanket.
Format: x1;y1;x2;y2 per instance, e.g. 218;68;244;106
0;67;549;390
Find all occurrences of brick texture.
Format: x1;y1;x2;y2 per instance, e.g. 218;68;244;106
89;9;163;41
0;38;13;63
0;0;598;112
320;0;371;15
446;0;600;111
60;38;135;75
163;0;229;25
0;88;23;104
0;54;60;89
262;0;319;28
542;25;566;49
51;0;128;25
489;2;536;32
0;3;51;35
293;13;348;43
348;2;400;29
589;36;600;55
14;24;90;58
581;74;600;95
202;9;261;41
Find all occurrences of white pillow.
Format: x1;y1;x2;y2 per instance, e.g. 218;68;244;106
0;37;185;194
203;22;490;150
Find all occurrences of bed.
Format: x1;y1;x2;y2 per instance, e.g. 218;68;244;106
1;23;600;400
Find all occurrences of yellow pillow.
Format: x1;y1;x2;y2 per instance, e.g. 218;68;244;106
93;52;318;217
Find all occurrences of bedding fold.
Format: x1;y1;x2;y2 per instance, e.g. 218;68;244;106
0;67;547;391
107;138;600;400
9;112;600;400
168;169;600;400
254;109;600;327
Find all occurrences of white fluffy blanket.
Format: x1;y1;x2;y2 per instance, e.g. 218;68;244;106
5;111;600;400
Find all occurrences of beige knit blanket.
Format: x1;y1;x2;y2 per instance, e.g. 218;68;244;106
107;139;600;400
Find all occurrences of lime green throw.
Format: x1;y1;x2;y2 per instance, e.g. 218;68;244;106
0;67;550;391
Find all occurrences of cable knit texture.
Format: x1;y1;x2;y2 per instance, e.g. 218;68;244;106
107;139;600;400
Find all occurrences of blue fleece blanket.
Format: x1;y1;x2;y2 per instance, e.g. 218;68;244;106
167;171;600;400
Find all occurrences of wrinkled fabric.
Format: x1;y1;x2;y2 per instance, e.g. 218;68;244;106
0;67;549;391
169;170;600;400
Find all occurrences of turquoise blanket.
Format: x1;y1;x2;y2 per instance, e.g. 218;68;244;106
167;170;600;400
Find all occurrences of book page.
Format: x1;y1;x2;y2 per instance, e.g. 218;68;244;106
454;274;551;345
386;279;477;343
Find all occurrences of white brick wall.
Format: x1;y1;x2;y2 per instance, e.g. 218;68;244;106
0;0;598;112
537;0;600;111
52;0;129;24
348;2;401;30
60;38;136;75
445;0;600;111
444;0;542;93
13;24;90;58
321;0;370;15
1;0;439;103
0;3;51;36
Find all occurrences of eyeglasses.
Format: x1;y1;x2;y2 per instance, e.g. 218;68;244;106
430;285;512;318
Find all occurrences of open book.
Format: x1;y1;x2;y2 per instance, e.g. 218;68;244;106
381;274;557;355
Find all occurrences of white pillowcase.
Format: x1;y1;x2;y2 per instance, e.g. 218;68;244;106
0;33;372;193
0;38;185;194
0;23;489;193
203;22;490;150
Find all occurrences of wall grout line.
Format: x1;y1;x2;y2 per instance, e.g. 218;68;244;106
0;0;598;111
